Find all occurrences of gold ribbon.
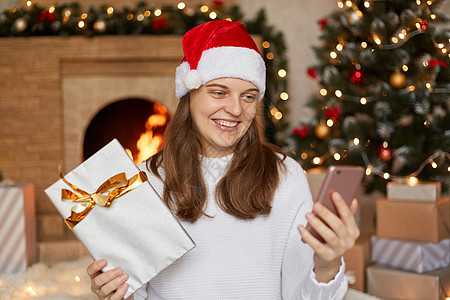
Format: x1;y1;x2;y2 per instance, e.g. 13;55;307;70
60;171;148;229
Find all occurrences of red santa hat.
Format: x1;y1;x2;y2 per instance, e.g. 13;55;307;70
175;20;266;101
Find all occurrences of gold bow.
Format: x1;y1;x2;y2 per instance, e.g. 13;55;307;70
60;171;148;229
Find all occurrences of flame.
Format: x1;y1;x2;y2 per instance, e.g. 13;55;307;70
127;102;168;165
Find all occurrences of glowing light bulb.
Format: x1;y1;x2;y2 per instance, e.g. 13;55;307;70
78;20;85;28
438;43;444;48
26;1;32;7
392;37;399;43
200;5;209;12
137;14;144;21
81;13;88;19
364;1;370;8
177;2;186;9
278;69;287;77
107;7;114;14
337;1;344;8
426;82;431;89
74;275;81;282
266;53;274;60
383;172;390;179
374;37;381;45
431;160;438;168
336;44;343;51
402;65;408;72
430;14;436;19
301;152;308;159
427;0;432;4
262;41;270;48
274;111;283;120
365;166;372;175
416;0;421;4
127;14;133;20
398;33;405;39
49;6;55;13
209;11;217;19
330;51;338;59
334;153;341;160
327;119;334;127
346;0;353;7
280;92;289;100
320;89;328;96
353;138;360;145
360;97;367;105
335;90;343;98
361;42;367;48
408;177;418;185
154;9;162;16
313;157;322;165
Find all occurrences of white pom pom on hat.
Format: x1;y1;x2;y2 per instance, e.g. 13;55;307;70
175;20;266;101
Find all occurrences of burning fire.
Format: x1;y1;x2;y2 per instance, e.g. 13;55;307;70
127;102;168;165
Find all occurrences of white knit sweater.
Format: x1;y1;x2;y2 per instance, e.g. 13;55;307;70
135;155;348;300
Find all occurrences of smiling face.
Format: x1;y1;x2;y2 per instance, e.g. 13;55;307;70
189;77;259;158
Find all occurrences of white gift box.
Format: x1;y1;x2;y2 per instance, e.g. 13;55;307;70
387;181;441;202
0;182;37;275
45;139;195;298
371;236;450;273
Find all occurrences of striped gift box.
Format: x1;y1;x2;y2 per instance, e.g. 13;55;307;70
0;182;37;275
371;235;450;273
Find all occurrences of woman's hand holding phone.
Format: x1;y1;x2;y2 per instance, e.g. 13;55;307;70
297;166;362;282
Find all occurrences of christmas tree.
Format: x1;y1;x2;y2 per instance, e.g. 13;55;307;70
289;0;449;193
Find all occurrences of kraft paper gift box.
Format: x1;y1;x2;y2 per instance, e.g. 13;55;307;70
45;139;195;298
367;265;450;300
387;181;441;202
376;197;450;243
371;236;450;273
343;234;371;292
0;182;37;275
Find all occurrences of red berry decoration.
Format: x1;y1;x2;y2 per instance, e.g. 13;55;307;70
292;126;309;138
378;145;393;161
350;68;365;83
307;67;317;79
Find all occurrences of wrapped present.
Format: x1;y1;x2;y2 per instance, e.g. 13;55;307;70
376;197;449;243
45;139;195;298
387;181;441;202
343;234;371;292
0;182;37;275
367;265;450;300
371;236;450;273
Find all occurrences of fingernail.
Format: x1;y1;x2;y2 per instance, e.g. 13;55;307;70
314;202;322;212
120;273;128;281
298;225;305;232
306;213;314;221
114;268;123;275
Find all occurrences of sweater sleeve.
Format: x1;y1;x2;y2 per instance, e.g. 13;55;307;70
281;161;348;300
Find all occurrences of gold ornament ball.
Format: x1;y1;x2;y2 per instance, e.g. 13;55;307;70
93;20;107;32
14;18;27;32
315;123;330;139
389;71;406;89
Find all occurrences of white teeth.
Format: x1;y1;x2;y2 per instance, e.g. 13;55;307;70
214;120;238;127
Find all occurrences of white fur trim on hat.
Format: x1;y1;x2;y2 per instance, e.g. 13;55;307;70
175;46;266;101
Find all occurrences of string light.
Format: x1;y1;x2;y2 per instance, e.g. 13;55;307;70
364;1;370;8
301;152;308;159
365;166;372;175
416;0;421;5
337;1;344;8
391;37;399;43
81;13;87;19
430;160;438;168
430;14;436;19
78;20;85;28
402;65;408;72
326;119;334;127
137;14;144;21
154;9;162;16
177;2;186;9
262;41;270;48
209;11;217;19
200;5;209;12
320;89;328;96
334;153;341;160
266;53;274;60
345;0;353;7
127;14;133;20
408;176;419;185
353;138;360;145
49;6;55;13
361;42;367;48
335;90;343;98
313;157;322;165
26;1;32;7
330;51;338;59
383;172;390;179
274;111;282;120
360;97;367;105
336;44;343;51
74;276;81;282
107;7;114;15
278;69;287;77
280;92;289;100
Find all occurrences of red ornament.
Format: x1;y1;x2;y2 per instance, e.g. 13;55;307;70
319;18;329;31
325;106;340;120
429;59;447;68
307;67;317;79
420;20;428;30
39;11;56;22
152;17;168;31
350;68;365;83
377;145;393;161
213;0;224;6
292;126;309;138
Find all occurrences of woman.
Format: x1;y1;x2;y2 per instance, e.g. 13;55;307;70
88;20;359;300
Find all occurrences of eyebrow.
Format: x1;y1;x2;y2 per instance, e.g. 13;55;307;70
205;83;259;93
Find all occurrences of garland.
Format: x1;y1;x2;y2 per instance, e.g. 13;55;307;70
0;1;288;144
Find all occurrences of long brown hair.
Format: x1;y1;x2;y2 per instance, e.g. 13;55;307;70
148;94;286;222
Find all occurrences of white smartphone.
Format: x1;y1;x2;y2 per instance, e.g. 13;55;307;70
306;165;364;242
